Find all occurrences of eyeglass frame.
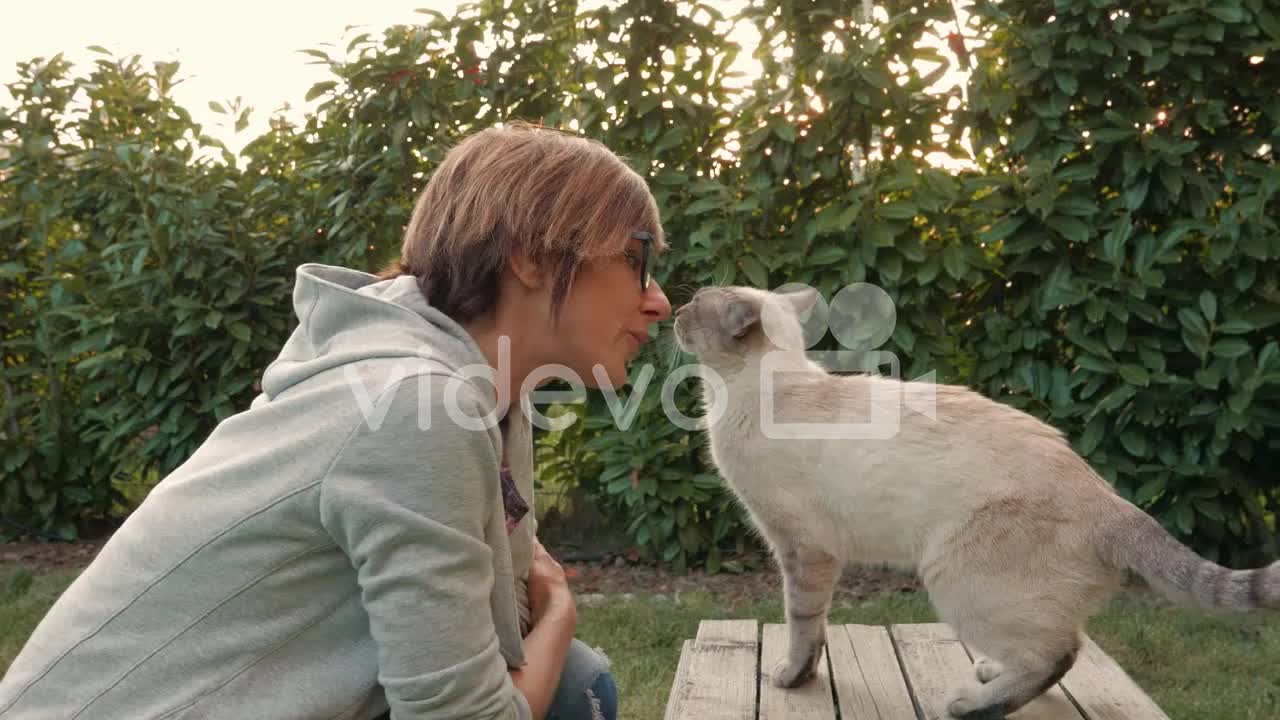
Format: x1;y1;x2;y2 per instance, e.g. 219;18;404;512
630;230;655;293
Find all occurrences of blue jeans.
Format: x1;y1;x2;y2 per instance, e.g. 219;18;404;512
369;639;615;720
546;639;617;720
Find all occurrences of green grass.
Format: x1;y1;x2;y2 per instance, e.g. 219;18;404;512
4;567;1278;718
0;567;83;668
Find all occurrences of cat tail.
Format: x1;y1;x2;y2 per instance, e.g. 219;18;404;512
1102;502;1280;611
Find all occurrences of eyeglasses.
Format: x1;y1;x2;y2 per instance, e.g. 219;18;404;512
629;230;655;293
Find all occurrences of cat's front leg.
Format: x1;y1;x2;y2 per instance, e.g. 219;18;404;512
773;544;840;688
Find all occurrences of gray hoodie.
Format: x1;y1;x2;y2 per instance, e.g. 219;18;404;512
0;264;538;720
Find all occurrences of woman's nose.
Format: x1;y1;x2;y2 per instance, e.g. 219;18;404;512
643;281;673;322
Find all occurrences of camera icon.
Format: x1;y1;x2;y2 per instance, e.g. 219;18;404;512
758;282;936;441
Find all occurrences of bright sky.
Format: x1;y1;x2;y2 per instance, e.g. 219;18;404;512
4;1;971;163
3;1;470;154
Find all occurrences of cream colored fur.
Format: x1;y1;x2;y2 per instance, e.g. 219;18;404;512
672;285;1280;719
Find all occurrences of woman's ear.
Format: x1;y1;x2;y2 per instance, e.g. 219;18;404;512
508;250;547;291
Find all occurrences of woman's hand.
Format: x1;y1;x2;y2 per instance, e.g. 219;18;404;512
511;538;578;719
527;538;576;629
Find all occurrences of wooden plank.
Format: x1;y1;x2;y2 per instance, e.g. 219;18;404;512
891;623;1084;720
1058;636;1170;720
663;640;696;720
826;624;918;720
758;623;836;719
664;619;759;720
891;623;974;720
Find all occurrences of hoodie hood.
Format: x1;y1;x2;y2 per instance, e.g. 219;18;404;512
254;263;529;671
259;263;495;407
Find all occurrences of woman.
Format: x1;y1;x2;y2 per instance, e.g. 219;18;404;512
0;122;673;720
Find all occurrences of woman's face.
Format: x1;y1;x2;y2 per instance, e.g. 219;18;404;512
549;232;672;390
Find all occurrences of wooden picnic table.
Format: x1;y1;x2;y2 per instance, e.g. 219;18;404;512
664;620;1170;720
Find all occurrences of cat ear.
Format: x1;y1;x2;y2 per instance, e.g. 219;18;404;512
785;286;820;318
723;299;760;339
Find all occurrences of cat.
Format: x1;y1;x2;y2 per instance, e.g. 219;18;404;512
671;284;1279;719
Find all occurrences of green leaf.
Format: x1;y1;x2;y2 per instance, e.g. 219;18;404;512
865;223;897;248
1011;118;1040;153
1178;307;1210;338
1119;33;1154;57
1077;355;1112;373
137;365;159;396
306;81;337;102
1120;429;1148;457
1199;290;1217;323
739;257;767;288
1144;50;1172;73
1212;338;1251;358
859;67;892;89
1205;6;1243;23
892;323;916;353
1119;364;1150;386
1259;341;1279;369
1124;175;1151;211
1046;215;1089;243
1054;71;1078;95
1175;502;1195;535
980;214;1026;243
208;101;227;114
1078;415;1106;455
1158;163;1184;198
808;245;848;265
1054;196;1099;217
1259;9;1280;41
1134;476;1166;505
942;244;967;280
1228;391;1251;415
1194;498;1225;523
228;323;252;343
1027;186;1056;220
1215;320;1252;334
878;202;918;220
1103;219;1132;263
915;256;940;284
706;547;722;574
1195;364;1221;389
1138;345;1167;372
685;197;721;215
1066;321;1111;357
877;254;903;284
1106;319;1128;352
1031;44;1052;68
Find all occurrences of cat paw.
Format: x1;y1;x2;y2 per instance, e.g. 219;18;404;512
771;657;817;688
946;687;1000;719
973;657;1003;684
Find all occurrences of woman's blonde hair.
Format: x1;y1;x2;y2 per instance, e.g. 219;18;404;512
381;121;666;323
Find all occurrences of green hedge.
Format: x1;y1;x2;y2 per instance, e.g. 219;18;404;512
2;0;1277;571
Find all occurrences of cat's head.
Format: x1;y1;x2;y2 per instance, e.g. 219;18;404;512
673;285;819;365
